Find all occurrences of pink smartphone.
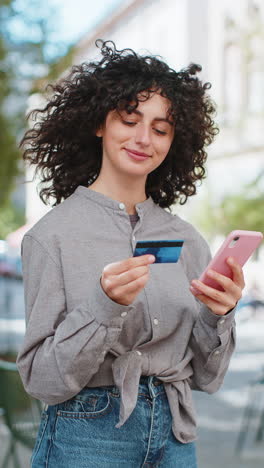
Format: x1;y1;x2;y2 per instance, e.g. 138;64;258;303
198;230;263;292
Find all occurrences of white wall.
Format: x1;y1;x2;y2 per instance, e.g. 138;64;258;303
75;0;203;72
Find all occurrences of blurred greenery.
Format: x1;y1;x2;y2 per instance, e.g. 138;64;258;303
33;43;76;93
0;199;25;239
0;0;72;235
0;0;20;209
192;170;264;240
0;365;31;411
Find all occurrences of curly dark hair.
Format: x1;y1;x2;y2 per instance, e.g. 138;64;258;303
21;39;219;208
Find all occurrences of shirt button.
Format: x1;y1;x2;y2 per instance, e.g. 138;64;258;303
219;319;225;325
214;350;220;356
132;235;136;241
121;311;127;318
136;350;142;356
153;318;159;325
119;202;125;210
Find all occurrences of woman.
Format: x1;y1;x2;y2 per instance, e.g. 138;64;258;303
17;40;244;467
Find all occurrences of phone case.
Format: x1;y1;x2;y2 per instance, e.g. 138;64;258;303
198;230;263;291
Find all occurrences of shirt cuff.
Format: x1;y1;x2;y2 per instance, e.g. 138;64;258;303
199;305;236;333
90;278;134;327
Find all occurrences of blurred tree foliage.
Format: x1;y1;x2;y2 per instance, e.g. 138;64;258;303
0;0;71;237
0;201;24;239
193;170;264;240
0;0;20;209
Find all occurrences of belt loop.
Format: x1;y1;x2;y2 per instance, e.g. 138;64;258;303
148;376;156;399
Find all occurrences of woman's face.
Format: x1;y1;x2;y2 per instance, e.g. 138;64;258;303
96;92;174;181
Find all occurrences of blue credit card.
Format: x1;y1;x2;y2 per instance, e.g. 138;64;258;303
133;240;184;263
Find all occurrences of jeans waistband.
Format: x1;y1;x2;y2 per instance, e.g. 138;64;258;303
138;375;165;399
68;376;164;404
81;375;165;398
139;376;163;386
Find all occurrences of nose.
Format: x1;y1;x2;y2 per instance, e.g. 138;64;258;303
134;123;151;147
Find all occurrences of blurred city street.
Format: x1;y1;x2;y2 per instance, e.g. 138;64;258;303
0;276;25;355
1;2;264;467
194;309;264;468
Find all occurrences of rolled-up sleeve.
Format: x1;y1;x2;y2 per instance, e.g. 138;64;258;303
189;304;236;393
16;235;130;405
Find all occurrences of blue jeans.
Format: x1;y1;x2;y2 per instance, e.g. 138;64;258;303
31;376;197;467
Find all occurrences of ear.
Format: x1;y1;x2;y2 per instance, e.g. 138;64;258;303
96;126;103;137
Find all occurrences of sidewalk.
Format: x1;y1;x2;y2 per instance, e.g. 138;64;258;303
0;424;31;467
194;310;264;468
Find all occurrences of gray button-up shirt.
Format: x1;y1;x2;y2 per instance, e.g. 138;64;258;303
16;186;236;443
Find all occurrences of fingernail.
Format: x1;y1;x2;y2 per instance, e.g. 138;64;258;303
149;255;155;262
190;285;199;295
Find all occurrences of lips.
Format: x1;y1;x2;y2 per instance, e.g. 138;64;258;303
125;148;151;161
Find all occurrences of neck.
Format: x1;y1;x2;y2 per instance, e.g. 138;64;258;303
88;173;147;215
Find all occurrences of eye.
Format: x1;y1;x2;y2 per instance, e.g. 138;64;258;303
154;128;167;135
122;120;137;126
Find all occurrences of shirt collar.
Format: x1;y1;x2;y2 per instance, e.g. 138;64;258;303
74;185;156;216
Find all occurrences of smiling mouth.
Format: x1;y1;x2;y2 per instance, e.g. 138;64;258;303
125;148;151;160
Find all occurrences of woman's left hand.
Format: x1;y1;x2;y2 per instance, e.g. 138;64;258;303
190;257;245;316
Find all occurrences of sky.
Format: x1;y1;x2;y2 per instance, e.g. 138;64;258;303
6;0;124;63
52;0;124;45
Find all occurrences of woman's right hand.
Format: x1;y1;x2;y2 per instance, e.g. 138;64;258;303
101;255;155;306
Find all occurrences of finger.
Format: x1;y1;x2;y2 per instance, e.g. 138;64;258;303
205;269;238;295
103;254;155;275
113;272;149;299
226;257;245;289
106;265;149;289
205;268;243;304
190;291;232;315
191;279;233;308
